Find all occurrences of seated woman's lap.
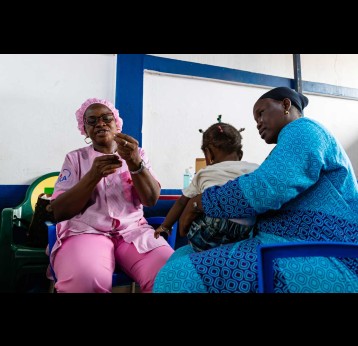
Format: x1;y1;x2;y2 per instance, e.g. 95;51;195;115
114;237;174;293
53;234;174;293
53;234;115;293
154;232;358;293
153;233;292;293
154;238;263;293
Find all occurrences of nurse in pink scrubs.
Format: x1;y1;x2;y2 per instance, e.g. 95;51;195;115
49;98;174;293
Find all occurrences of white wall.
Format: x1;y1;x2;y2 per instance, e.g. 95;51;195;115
0;54;116;184
304;94;358;169
143;70;358;189
143;72;275;189
301;54;358;88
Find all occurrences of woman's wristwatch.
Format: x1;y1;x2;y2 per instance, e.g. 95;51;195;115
129;160;146;175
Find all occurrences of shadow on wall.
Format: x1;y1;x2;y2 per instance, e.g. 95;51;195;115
346;137;358;178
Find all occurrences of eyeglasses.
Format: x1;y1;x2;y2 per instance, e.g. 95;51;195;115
84;113;114;126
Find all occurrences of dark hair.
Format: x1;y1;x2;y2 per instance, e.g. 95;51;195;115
258;86;309;116
201;122;245;160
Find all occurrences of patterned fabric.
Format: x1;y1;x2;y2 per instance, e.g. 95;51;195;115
154;118;358;293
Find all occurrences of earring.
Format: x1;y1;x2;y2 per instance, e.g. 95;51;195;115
284;110;289;115
84;136;92;144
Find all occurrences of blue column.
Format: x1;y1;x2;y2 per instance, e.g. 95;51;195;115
115;54;145;146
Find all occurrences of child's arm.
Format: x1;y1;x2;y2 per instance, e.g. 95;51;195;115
154;195;190;238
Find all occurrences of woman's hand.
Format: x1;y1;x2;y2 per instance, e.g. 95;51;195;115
154;225;171;239
89;154;122;179
52;154;122;222
179;194;204;236
114;133;142;171
114;132;160;207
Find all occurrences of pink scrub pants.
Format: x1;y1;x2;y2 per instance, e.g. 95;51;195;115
53;234;174;293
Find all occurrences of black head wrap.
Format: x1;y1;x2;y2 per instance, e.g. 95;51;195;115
258;87;309;113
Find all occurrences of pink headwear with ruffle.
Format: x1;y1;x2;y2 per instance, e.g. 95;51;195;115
75;98;123;136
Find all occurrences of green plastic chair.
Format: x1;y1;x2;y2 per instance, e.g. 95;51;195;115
0;172;59;292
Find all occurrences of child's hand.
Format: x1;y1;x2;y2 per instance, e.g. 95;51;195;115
154;225;171;239
154;227;162;239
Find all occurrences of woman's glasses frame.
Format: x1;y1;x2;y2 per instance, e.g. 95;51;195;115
84;113;114;126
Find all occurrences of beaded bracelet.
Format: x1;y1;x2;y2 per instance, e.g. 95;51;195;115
193;201;202;212
159;225;172;234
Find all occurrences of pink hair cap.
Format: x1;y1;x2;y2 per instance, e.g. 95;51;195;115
75;98;123;135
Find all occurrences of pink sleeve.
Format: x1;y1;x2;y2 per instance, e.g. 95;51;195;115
50;190;65;201
52;152;79;199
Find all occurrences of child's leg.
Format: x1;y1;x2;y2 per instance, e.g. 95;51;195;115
187;216;255;252
186;215;221;251
53;234;114;293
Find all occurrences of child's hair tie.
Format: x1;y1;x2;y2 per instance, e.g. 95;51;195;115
199;114;223;133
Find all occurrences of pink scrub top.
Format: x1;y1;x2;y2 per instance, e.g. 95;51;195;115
50;145;170;263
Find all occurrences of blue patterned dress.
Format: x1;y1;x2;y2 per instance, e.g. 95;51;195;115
154;118;358;293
